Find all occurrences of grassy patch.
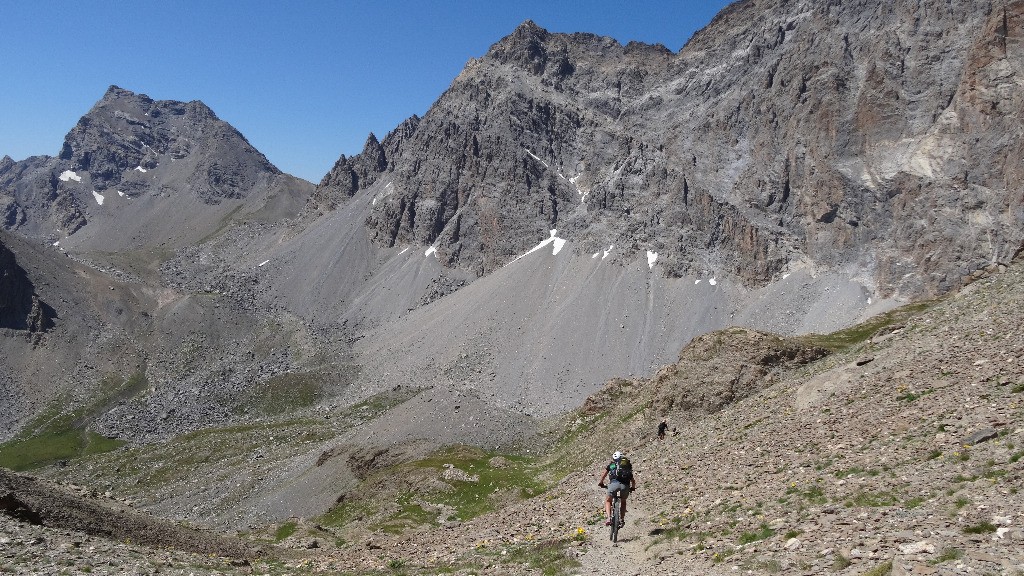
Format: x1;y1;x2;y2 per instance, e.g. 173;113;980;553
931;548;963;564
795;301;933;351
904;495;927;509
785;483;827;504
246;372;324;416
319;445;546;533
0;371;147;470
963;522;997;534
737;523;775;545
273;521;297;542
845;489;898;508
862;560;893;576
496;540;581;576
410;446;545;521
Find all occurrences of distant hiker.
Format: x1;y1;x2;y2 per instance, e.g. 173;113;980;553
598;451;636;527
657;419;668;441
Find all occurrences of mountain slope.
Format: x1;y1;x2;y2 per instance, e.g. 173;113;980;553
328;1;1023;299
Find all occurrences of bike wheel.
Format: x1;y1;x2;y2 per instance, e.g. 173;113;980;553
610;497;620;543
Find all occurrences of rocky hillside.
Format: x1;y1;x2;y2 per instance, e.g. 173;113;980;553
3;257;1022;576
330;0;1023;298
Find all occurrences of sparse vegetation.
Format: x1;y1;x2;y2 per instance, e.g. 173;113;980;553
863;560;893;576
737;523;775;545
962;522;997;534
0;371;147;470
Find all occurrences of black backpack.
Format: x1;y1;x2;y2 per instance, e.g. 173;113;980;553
609;457;633;482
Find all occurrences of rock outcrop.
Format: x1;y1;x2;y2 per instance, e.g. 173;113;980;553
0;237;53;333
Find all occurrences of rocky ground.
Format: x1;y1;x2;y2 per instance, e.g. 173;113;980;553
2;263;1023;575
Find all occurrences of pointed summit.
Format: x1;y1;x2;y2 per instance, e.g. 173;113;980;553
487;19;552;75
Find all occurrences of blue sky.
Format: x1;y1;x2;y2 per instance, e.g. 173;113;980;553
1;1;734;183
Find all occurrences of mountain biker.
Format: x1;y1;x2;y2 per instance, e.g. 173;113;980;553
598;451;636;526
657;419;668;440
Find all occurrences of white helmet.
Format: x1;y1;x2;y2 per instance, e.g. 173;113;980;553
612;451;622;460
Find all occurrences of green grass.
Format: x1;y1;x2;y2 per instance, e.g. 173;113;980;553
409;446;546;521
963;522;997;534
904;495;927;509
931;548;963;564
0;371;148;470
1009;451;1024;464
246;372;324;416
845;489;898;508
273;521;297;542
737;523;775;545
495;540;581;576
862;560;893;576
319;445;547;533
795;300;933;351
785;483;827;504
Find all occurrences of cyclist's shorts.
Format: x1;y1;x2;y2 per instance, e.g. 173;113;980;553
607;480;630;497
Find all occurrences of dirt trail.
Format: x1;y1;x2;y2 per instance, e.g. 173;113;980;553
577;496;657;576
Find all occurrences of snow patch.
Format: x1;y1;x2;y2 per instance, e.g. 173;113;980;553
867;297;873;305
399;247;409;255
425;246;437;258
695;279;702;285
117;191;125;197
134;166;147;173
92;191;104;205
646;250;658;269
52;241;60;247
603;245;614;260
58;170;81;182
258;260;270;267
510;229;567;264
783;273;790;280
709;278;718;286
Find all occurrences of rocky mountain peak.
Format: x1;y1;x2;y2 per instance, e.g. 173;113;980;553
486;19;555;75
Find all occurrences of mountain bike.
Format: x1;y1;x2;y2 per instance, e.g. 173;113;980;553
609;488;622;543
599;483;631;543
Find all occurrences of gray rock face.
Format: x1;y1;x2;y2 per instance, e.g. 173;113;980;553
0;238;53;333
310;117;419;214
327;3;1023;296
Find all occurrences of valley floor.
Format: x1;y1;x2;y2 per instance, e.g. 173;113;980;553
3;265;1024;575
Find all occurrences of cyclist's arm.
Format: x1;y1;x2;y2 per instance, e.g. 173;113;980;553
598;469;609;485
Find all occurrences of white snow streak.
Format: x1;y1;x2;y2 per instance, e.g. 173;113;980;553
258;260;270;267
134;166;147;173
510;229;567;264
425;246;437;258
709;278;718;286
524;148;548;168
782;273;790;280
117;191;125;197
603;245;614;260
399;247;409;255
59;170;81;182
646;250;658;269
92;191;104;205
695;279;702;284
52;241;60;247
